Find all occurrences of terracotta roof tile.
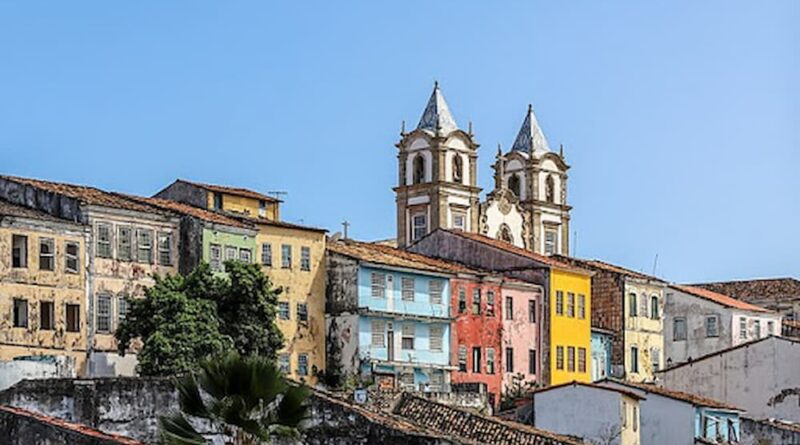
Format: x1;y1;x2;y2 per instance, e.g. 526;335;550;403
232;213;327;233
437;229;592;276
0;198;83;225
554;256;665;283
120;195;253;229
0;405;145;444
328;239;483;275
671;285;771;313
689;278;800;304
178;179;280;203
393;393;583;445
598;379;740;411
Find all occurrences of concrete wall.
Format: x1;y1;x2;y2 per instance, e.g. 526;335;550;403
0;406;141;445
658;336;800;422
0;356;75;391
740;417;800;445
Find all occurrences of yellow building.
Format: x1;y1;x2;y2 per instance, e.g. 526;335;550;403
0;199;90;375
154;180;327;383
548;266;593;385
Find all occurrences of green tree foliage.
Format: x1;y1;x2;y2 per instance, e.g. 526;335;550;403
159;352;309;445
116;261;284;376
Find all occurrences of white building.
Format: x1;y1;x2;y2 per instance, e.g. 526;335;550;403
531;381;643;445
657;336;800;423
599;379;742;445
664;285;782;367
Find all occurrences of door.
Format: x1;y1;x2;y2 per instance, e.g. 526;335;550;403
387;322;395;362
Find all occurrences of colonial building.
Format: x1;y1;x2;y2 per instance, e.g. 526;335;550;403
500;278;543;393
395;83;571;255
408;228;592;386
155;179;327;383
689;277;800;322
555;257;667;382
664;285;782;367
326;240;458;391
0;199;89;376
0;175;182;377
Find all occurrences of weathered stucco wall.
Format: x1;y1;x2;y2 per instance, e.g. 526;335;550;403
740;417;800;445
0;406;142;445
501;281;541;391
623;280;664;382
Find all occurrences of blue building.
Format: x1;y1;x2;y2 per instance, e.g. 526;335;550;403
326;240;459;391
591;328;614;381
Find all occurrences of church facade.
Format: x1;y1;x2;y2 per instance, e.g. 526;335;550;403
395;83;572;255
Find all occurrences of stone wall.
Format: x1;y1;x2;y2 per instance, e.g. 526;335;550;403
0;405;143;445
740;417;800;445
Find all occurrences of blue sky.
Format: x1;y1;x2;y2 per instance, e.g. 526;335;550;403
1;2;797;283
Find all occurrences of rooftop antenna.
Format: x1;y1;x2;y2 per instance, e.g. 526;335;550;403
342;220;351;240
401;120;406;135
468;121;473;136
560;144;565;158
267;191;288;200
652;253;660;276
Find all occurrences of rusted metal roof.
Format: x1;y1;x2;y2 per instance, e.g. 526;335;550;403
671;284;771;313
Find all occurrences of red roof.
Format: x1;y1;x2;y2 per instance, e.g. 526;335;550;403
554;256;665;283
0;405;145;444
671;285;771;313
441;229;592;276
329;239;483;275
120;195;253;229
177;179;281;203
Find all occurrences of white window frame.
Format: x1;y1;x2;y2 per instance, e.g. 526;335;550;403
65;241;80;274
300;246;311;271
412;213;427;241
39;237;55;271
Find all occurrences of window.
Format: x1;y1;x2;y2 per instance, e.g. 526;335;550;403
651;347;661;372
486;291;495;316
400;372;414;387
39;238;55;271
11;234;28;269
239;248;252;263
639;294;648;318
650;295;659;319
452;154;463;183
578;294;586;319
371;272;386;297
487;348;496;374
505;296;514;320
96;224;112;258
300;246;311;271
278;354;290;374
117;295;129;323
65;242;80;273
754;320;761;339
739;318;747;339
529;349;537;374
412;154;425;184
117;227;132;261
429;280;443;305
567;292;575;318
706;316;719;338
452;212;466;231
13;299;28;328
281;244;292;269
157;232;172;265
629;293;638;317
430;325;443;352
371;320;385;347
472;289;481;315
674;317;687;341
430;371;444;390
278;302;290;320
258;200;267;217
297;354;308;376
296;303;308;322
505;347;514;372
261;244;272;266
544;230;557;255
459;288;467;313
213;192;223;210
472;347;482;373
66;304;80;332
767;321;775;336
545;174;555;203
209;244;222;271
556;291;564;315
528;300;536;323
401;324;415;350
508;174;521;198
136;229;153;263
458;345;467;372
40;301;55;330
412;214;427;241
578;348;586;373
96;294;112;333
225;246;238;262
567;346;575;372
556;346;564;370
630;346;639;373
401;277;415;301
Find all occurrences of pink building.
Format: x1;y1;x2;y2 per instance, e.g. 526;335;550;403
501;279;543;393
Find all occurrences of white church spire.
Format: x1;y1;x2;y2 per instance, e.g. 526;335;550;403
511;104;550;154
417;81;458;134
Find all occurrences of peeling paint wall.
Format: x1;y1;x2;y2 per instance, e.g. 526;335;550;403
501;281;542;390
623;280;664;382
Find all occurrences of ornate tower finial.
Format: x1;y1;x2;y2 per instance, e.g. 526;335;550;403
401;120;406;135
528;103;533;113
434;80;439;90
468;121;473;136
560;143;564;158
494;143;506;190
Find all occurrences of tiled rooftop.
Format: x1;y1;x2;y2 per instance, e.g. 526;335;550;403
598;379;740;411
177;179;281;203
554;255;665;283
671;284;771;313
0;405;145;444
328;239;482;275
689;278;800;303
120;194;253;229
393;393;584;445
0;198;82;224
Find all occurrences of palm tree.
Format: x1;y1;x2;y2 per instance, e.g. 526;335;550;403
159;352;309;445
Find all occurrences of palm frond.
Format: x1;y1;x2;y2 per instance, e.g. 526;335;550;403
158;413;207;445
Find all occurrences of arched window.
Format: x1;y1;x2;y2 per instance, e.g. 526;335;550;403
413;154;426;184
545;175;555;203
650;296;659;320
452;155;463;183
508;174;521;198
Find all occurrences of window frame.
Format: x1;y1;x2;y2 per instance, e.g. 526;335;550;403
96;224;112;259
429;324;443;352
630;345;639;374
40;300;55;330
96;294;113;334
556;346;564;370
157;232;173;266
13;298;28;328
505;347;514;373
567;292;575;318
371;320;385;347
12;234;28;268
472;347;482;374
705;315;719;338
458;345;467;372
300;246;311;271
556;290;564;316
401;324;415;350
487;347;496;374
529;349;537;375
401;277;415;302
209;244;222;271
66;303;81;333
278;301;290;320
505;296;514;320
371;272;386;298
411;213;427;241
296;303;308;323
472;288;481;315
38;237;55;271
674;317;687;341
297;353;308;376
486;290;495;316
281;244;292;269
261;243;272;267
117;226;132;261
567;346;576;372
650;295;659;319
65;241;80;274
136;229;153;264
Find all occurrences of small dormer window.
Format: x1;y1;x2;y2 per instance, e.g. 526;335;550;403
413;155;426;184
452;155;463;184
213;192;223;210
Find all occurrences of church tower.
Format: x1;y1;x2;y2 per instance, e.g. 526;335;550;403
394;83;482;248
494;104;571;255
